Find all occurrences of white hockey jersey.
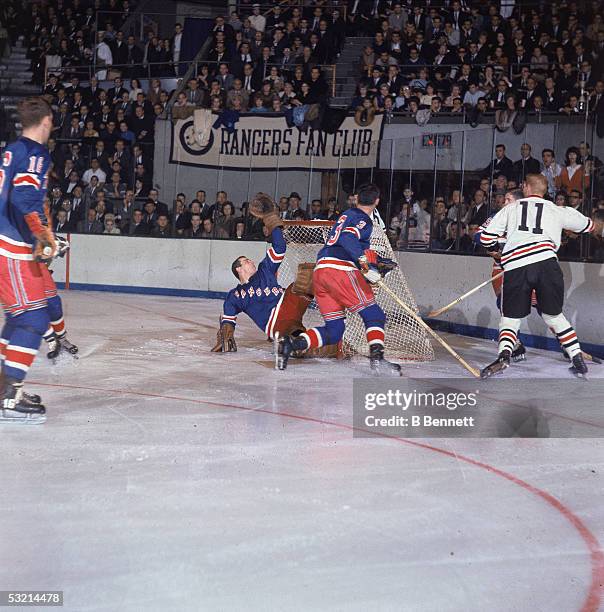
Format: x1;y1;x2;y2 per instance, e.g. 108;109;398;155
479;197;594;271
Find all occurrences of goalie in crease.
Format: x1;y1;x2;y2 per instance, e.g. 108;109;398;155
211;192;333;354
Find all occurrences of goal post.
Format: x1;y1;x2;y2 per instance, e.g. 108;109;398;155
279;220;434;362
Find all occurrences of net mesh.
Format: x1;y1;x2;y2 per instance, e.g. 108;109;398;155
279;221;434;362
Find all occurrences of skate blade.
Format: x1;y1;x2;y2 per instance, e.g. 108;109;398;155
570;368;588;381
273;332;281;371
480;362;509;379
0;411;46;425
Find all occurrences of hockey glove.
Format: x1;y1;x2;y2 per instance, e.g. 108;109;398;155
55;235;70;258
25;212;57;262
358;255;382;285
211;323;237;352
250;192;284;234
376;256;397;274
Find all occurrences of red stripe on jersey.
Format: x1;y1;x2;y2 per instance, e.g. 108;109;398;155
343;226;361;238
0;236;33;256
267;247;285;262
501;242;555;263
13;173;41;189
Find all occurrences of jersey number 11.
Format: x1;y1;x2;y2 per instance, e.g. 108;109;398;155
518;200;544;235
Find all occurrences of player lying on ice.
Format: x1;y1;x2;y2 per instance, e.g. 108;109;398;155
274;183;400;375
478;173;603;379
211;192;337;356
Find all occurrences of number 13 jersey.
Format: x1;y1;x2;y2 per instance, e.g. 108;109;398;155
479;197;594;271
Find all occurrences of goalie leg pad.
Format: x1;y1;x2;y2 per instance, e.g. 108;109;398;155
272;284;313;338
292;263;315;297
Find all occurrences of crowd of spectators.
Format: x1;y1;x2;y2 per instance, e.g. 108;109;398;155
386;140;604;260
170;5;345;118
348;0;604;127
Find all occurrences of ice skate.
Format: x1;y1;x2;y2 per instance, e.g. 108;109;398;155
1;378;46;424
569;353;588;379
47;333;79;360
369;344;401;376
274;333;295;371
511;342;526;362
481;350;511;379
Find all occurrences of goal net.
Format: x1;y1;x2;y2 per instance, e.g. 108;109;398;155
279;220;434;362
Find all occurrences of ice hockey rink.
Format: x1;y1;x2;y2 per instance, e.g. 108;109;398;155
2;291;603;612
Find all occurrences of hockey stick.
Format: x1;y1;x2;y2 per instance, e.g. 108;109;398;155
374;279;481;378
426;271;505;318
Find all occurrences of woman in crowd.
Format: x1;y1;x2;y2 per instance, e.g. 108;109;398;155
556;147;590;194
129;78;143;101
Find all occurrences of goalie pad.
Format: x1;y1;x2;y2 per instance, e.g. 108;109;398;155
250;192;284;233
211;323;237;352
292;262;315;297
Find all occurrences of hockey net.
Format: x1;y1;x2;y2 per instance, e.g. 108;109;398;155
279;221;434;362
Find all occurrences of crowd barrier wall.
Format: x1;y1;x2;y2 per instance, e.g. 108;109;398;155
52;235;604;355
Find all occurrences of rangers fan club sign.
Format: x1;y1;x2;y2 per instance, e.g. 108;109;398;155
170;113;384;170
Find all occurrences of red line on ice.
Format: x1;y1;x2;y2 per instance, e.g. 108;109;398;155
28;380;604;612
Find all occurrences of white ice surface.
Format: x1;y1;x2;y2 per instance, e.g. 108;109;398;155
1;291;603;612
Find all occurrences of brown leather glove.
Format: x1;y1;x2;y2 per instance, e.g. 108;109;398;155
211;323;237;352
250;192;284;233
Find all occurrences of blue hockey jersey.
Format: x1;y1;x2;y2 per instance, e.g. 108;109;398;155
315;207;373;271
0;136;51;260
221;228;287;339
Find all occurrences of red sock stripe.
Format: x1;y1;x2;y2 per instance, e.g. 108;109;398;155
499;331;517;342
366;328;385;344
303;328;322;349
559;332;577;344
52;318;66;335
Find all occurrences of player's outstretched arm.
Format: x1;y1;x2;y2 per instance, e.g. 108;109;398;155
211;294;240;352
249;192;287;275
478;208;509;249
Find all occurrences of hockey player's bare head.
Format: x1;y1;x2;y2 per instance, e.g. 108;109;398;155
522;174;548;198
504;189;524;206
18;97;53;144
232;256;256;284
356;183;380;214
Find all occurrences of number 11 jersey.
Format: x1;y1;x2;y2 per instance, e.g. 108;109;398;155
479;197;594;271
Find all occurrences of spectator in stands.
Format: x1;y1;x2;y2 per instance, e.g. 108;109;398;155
127;209;149;236
556;147;590;194
103;213;121;235
78;208;103;234
483;144;513;181
513;143;541;184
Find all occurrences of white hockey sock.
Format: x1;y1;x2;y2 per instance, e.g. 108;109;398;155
498;317;521;355
542;313;581;358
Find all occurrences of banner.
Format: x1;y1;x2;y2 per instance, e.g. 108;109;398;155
170;112;384;170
